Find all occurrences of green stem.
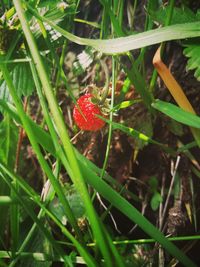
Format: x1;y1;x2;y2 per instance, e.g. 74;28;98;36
100;56;116;179
29;56;84;242
0;196;16;204
13;1;116;265
88;234;200;246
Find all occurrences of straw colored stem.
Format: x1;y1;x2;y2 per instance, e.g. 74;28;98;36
153;46;200;146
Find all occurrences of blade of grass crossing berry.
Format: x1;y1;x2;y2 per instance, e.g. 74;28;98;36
13;2;125;266
29;58;85;242
0;60;92;266
0;101;196;266
27;4;200;54
0;99;141;204
28;34;125;266
29;56;126;266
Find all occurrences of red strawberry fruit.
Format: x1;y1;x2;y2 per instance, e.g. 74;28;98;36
73;93;105;131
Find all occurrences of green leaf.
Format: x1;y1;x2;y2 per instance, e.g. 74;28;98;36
112;99;141;111
0;79;12;110
167;119;184;137
148;176;158;192
183;43;200;81
152;99;200;129
99;116;162;147
150;192;162;211
13;64;35;97
0;63;35;98
149;6;197;25
49;184;86;225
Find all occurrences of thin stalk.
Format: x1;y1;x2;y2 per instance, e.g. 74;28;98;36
100;57;116;179
0;196;16;204
130;0;138;29
55;39;68;88
0;58;31;63
13;1;116;265
161;156;181;231
29;56;84;242
88;234;200;246
5;111;19;255
10;179;19;254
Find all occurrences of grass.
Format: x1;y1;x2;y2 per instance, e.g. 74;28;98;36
1;0;200;266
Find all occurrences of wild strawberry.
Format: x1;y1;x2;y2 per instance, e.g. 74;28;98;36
73;93;106;131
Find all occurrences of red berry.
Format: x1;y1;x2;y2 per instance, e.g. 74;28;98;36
73;94;105;131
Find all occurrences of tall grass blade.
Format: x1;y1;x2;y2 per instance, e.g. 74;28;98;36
27;4;200;54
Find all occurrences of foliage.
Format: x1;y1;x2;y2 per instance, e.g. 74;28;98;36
0;1;200;267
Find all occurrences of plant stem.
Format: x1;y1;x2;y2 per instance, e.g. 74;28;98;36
100;56;116;179
13;1;118;265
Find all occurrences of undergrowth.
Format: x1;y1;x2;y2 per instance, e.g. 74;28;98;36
0;0;200;266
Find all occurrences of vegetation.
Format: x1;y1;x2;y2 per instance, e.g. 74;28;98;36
0;0;200;266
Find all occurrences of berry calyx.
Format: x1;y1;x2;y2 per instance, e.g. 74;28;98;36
73;94;106;131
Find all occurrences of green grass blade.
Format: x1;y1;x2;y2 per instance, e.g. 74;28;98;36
27;4;200;54
13;1;125;265
99;116;175;154
0;162;98;267
0;250;86;265
152;99;200;128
